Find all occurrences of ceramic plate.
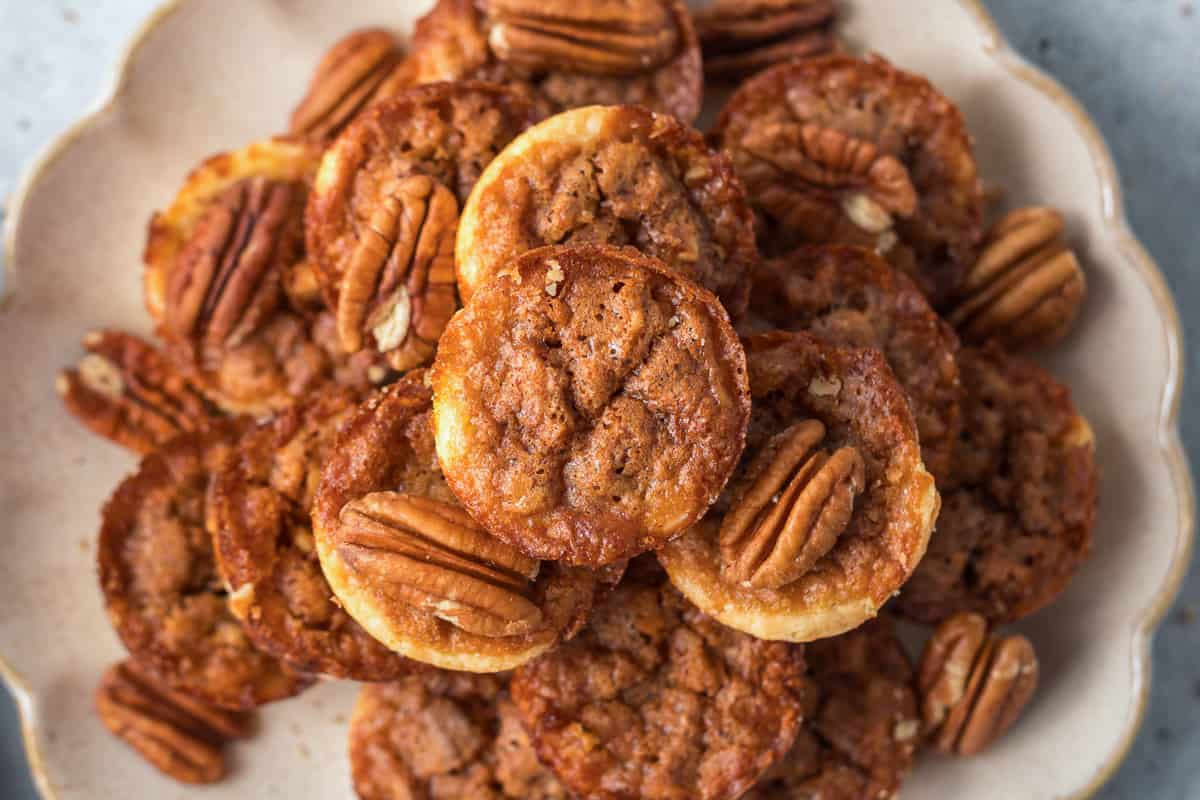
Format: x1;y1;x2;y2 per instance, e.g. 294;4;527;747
1;1;1192;797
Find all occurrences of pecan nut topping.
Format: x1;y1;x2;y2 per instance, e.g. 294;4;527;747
720;419;865;589
336;174;458;371
485;0;679;76
57;330;216;454
95;660;254;784
335;492;544;638
289;29;408;141
697;0;837;82
917;612;1039;756
164;176;305;352
948;206;1086;350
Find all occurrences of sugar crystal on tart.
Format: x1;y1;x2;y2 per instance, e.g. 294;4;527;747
897;344;1098;624
97;419;312;709
455;104;758;317
349;671;567;799
305;81;539;372
743;617;919;800
510;560;812;800
407;0;702;123
312;372;599;672
432;244;751;567
744;244;963;486
56;329;218;455
144;139;381;414
288;28;416;142
209;387;421;681
713;54;985;307
695;0;839;84
657;330;938;642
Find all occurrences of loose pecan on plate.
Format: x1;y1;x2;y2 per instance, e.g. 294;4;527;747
697;0;838;82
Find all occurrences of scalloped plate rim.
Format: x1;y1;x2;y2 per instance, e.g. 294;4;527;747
0;1;1193;798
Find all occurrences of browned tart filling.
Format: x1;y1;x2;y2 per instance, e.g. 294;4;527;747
407;0;703;122
898;345;1097;624
713;54;985;307
433;244;751;567
510;561;812;800
745;244;963;486
350;671;566;799
313;373;599;672
209;387;421;681
456;103;758;317
97;419;311;709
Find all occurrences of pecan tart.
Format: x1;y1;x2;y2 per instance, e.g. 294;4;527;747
144;139;379;414
744;617;920;799
97;419;312;709
455;104;758;317
744;244;963;486
350;671;567;799
209;387;420;681
407;0;702;122
432;245;750;567
510;560;812;800
305;81;538;372
713;55;985;307
897;345;1097;624
312;372;599;672
658;330;938;642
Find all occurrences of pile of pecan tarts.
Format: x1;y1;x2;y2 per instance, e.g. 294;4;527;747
63;0;1097;795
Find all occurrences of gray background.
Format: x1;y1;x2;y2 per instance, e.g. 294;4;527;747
1;1;1197;797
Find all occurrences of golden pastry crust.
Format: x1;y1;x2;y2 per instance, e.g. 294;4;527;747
312;373;598;672
407;0;702;123
433;245;751;567
304;81;538;370
897;345;1097;624
209;388;420;681
349;672;567;800
744;617;919;800
745;244;962;486
97;420;311;709
456;104;758;317
713;55;984;307
658;330;938;642
510;561;812;800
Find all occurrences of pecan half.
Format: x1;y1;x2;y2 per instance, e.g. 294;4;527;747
697;0;837;82
485;0;679;76
917;612;1039;756
289;29;408;141
720;419;865;589
95;659;254;784
56;330;216;453
165;177;305;352
948;206;1086;350
337;175;458;371
336;492;543;637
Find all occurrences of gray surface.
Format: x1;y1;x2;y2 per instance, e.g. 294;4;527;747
0;0;1197;797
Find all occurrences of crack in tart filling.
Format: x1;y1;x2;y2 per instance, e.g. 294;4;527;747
209;387;421;682
312;372;599;673
406;0;702;123
743;616;920;800
510;559;812;800
97;418;312;710
657;330;938;642
432;244;751;567
898;344;1098;624
144;139;381;414
350;671;566;799
305;80;539;372
712;54;985;308
744;244;963;487
454;104;758;317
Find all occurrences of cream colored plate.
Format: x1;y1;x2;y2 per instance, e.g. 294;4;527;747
0;1;1192;797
